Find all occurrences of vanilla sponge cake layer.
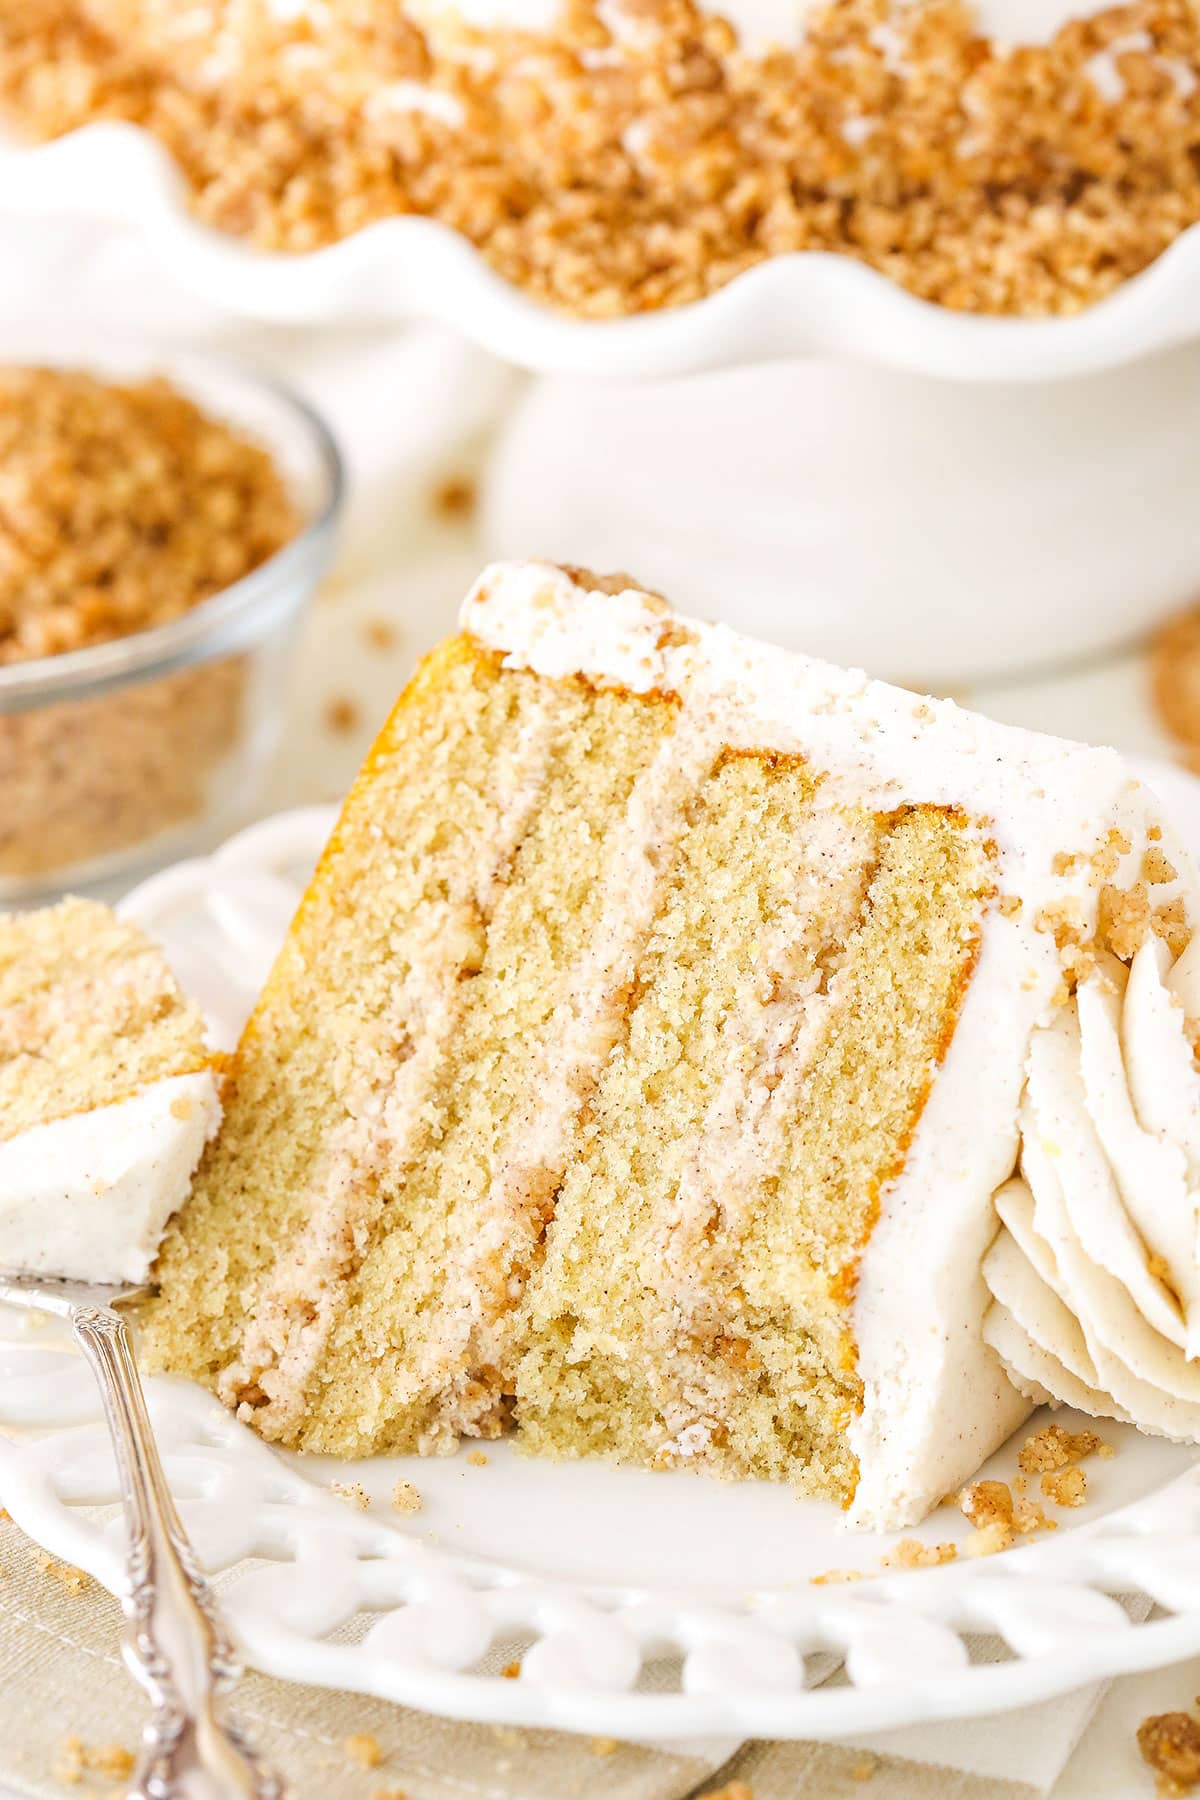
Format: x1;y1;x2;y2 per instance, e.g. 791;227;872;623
139;564;1196;1528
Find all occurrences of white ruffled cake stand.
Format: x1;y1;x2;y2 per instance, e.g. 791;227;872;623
2;121;1200;684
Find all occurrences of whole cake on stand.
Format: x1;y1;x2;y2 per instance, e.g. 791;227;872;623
1;0;1199;682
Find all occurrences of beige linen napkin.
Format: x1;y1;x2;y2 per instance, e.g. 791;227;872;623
0;1518;1147;1800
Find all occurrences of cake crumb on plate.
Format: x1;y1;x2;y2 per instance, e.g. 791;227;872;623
331;1481;370;1510
1042;1467;1088;1508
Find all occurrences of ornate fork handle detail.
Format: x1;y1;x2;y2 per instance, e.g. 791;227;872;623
72;1306;286;1800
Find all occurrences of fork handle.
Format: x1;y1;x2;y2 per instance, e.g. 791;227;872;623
72;1306;285;1800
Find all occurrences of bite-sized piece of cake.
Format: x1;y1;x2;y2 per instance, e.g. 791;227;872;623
139;562;1200;1530
0;899;220;1285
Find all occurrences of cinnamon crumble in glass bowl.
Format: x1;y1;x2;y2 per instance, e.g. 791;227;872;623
0;346;342;900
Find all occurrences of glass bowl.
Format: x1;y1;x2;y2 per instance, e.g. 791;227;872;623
0;342;343;901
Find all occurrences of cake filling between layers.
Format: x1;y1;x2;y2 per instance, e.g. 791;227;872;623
139;634;993;1514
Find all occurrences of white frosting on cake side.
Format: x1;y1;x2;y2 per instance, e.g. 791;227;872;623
983;938;1200;1435
463;560;1200;1529
0;1070;221;1287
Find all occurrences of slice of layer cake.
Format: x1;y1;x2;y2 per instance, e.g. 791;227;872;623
137;562;1200;1529
0;898;220;1284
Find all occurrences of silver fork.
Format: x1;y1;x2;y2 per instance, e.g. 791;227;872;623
0;1273;285;1800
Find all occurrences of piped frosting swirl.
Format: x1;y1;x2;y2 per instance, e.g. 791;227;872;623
984;933;1200;1437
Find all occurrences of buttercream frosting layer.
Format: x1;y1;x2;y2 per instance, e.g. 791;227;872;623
0;1070;221;1286
984;936;1200;1437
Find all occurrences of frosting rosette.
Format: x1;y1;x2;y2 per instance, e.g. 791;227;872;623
984;934;1200;1436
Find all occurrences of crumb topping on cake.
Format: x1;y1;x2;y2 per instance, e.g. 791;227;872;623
0;0;1197;319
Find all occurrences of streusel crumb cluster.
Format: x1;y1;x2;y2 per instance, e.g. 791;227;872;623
0;367;297;665
0;0;1197;318
0;366;297;882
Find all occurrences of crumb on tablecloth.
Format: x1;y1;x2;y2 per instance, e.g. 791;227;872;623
324;695;362;737
431;475;478;521
1138;1708;1200;1794
33;1550;89;1594
52;1736;135;1787
390;1479;422;1516
362;618;399;652
344;1733;384;1770
1152;604;1200;774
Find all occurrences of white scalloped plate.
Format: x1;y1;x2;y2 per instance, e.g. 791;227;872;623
2;121;1199;383
3;803;1200;1740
